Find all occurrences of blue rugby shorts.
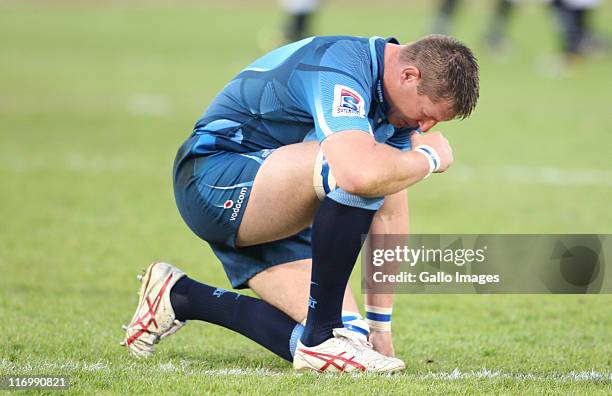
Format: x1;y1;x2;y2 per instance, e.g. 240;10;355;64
173;148;312;289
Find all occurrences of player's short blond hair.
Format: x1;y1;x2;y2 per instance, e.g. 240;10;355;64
400;34;480;119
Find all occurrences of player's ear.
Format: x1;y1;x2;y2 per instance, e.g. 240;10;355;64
401;66;420;85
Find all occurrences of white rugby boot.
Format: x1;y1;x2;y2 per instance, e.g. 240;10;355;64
293;327;405;374
120;262;186;358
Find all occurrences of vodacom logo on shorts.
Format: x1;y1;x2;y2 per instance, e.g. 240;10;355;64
229;187;248;222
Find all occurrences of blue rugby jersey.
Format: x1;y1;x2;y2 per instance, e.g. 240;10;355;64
175;36;415;169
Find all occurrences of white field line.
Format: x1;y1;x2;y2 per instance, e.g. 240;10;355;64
453;165;612;187
0;154;137;173
125;94;172;116
420;367;612;382
0;94;172;116
1;359;610;382
2;157;612;188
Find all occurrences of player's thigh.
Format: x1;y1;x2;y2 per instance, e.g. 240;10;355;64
248;259;360;323
236;140;320;247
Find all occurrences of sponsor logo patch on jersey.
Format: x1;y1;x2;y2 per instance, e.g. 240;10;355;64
223;200;234;209
229;187;248;221
332;85;366;118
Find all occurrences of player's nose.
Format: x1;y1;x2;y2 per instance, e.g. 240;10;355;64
418;120;437;132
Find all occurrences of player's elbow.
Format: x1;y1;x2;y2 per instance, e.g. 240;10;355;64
334;168;379;196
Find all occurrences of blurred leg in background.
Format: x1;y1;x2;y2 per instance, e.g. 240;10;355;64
431;0;461;35
279;0;320;43
551;0;607;63
484;0;517;54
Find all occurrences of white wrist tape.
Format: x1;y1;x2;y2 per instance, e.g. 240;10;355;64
414;144;441;178
365;305;392;332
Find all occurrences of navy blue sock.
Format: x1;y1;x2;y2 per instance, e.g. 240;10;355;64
170;277;303;362
300;197;376;347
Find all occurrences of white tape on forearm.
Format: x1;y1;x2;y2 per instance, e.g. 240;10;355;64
365;305;392;332
414;144;441;178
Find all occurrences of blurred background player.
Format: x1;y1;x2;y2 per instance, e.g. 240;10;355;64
279;0;321;42
550;0;607;62
431;0;607;62
430;0;460;35
484;0;517;53
431;0;519;54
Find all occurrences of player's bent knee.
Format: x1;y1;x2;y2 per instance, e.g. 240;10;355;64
313;147;338;200
313;148;384;210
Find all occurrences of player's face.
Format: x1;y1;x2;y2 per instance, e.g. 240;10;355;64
386;66;455;132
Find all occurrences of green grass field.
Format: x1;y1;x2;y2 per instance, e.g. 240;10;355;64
1;0;611;394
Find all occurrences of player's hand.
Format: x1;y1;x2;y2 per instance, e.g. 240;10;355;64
369;330;395;357
410;131;454;173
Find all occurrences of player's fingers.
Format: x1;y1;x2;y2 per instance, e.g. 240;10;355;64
409;129;422;146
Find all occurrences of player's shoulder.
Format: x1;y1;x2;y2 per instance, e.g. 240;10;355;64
310;35;372;59
310;35;371;47
305;36;375;83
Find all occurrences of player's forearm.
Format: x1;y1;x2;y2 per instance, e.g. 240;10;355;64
364;190;408;327
349;144;430;197
370;189;410;234
322;130;434;198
